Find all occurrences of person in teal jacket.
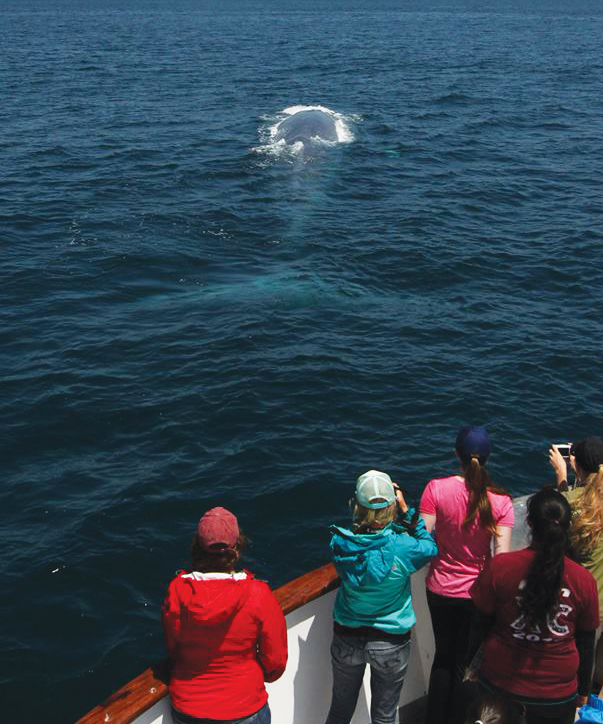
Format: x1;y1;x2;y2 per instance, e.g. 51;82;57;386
324;470;438;724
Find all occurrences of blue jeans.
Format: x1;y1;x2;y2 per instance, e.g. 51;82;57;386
324;632;411;724
171;702;270;724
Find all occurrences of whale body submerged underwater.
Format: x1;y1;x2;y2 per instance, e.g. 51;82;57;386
274;109;338;147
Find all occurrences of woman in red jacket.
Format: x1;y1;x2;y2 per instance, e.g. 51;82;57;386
162;507;288;724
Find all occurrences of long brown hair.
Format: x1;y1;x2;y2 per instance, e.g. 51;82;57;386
462;455;508;536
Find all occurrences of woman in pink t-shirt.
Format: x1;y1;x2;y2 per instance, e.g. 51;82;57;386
419;426;514;724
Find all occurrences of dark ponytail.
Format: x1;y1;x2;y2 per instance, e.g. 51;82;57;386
519;488;571;630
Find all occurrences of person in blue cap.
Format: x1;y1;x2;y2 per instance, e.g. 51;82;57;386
324;470;437;724
419;426;514;724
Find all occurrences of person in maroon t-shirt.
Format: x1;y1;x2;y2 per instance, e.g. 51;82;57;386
470;488;599;724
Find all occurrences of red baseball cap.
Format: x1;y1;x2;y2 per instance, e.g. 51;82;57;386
196;507;239;551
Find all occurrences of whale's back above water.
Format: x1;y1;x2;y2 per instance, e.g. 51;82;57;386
275;109;338;146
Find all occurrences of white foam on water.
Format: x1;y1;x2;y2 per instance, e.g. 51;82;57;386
253;105;355;160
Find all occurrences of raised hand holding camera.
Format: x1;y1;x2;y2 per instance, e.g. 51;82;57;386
549;443;572;491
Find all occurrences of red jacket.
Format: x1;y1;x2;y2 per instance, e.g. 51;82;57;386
162;570;288;720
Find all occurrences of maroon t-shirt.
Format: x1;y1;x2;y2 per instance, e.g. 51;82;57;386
470;548;599;699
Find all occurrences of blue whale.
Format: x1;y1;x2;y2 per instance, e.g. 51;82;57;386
275;110;338;147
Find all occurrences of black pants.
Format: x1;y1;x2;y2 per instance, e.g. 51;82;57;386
424;590;478;724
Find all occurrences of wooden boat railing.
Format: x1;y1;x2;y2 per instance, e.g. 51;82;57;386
74;563;340;724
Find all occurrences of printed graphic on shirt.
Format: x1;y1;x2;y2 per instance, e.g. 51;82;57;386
510;582;572;642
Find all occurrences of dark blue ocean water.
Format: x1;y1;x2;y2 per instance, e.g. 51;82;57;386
2;0;603;720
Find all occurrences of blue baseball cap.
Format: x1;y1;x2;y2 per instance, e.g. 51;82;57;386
355;470;396;509
456;426;491;465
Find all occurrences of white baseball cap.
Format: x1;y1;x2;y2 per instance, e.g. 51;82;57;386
355;470;396;509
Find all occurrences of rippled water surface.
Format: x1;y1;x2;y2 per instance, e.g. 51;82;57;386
2;0;603;720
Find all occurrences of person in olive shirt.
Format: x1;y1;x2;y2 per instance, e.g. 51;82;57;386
550;436;603;694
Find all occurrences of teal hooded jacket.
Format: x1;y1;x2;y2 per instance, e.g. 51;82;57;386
330;511;437;635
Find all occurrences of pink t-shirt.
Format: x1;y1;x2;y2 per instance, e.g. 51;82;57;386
420;475;514;598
